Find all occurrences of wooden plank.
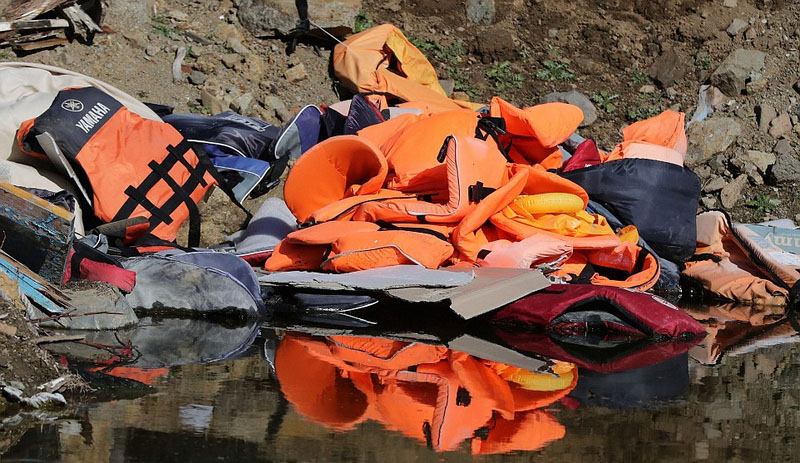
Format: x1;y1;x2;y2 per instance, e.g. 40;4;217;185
0;251;71;314
1;0;74;22
0;18;69;32
61;5;101;32
12;35;67;50
0;183;74;284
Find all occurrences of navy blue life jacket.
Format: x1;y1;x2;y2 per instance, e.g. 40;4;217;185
561;158;700;263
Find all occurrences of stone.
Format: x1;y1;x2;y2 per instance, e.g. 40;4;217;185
238;0;361;36
686;117;742;167
771;153;800;184
264;95;292;122
727;18;748;36
773;139;792;156
769;113;792;137
700;195;718;209
476;26;516;63
466;0;495;25
188;70;207;85
144;45;159;57
439;79;455;97
709;154;729;176
695;165;713;179
703;176;727;192
193;54;218;74
639;84;656;94
166;10;188;22
227;37;248;54
221;53;241;69
201;90;225;114
648;48;685;88
232;93;255;113
0;322;16;337
547;28;559;39
723;0;737;6
542;90;597;127
242;54;266;81
744;27;758;40
122;31;148;49
745;150;776;174
756;103;777;132
452;91;471;102
793;81;800;95
720;174;749;208
710;49;767;96
284;63;308;83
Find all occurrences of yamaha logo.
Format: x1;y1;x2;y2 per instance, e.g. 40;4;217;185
61;99;84;112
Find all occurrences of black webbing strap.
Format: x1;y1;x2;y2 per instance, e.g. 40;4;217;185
113;140;208;247
375;220;450;242
436;135;454;163
112;140;193;223
148;160;203;247
475;117;512;160
468;181;496;203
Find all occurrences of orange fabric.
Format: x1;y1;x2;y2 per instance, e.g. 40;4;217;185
604;110;687;165
682;211;790;304
357;112;422;148
264;240;326;271
305;190;412;225
489;98;582;167
451;169;529;261
354;135;508;224
332;24;480;111
322;229;454;272
381;110;481;193
286;221;380;245
284;135;388;223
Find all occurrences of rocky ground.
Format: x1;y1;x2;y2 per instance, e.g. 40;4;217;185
1;0;797;232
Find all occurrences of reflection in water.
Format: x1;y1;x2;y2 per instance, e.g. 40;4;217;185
4;303;800;461
272;333;577;454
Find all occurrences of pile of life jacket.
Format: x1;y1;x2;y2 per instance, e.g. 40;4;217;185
264;24;702;293
275;333;577;454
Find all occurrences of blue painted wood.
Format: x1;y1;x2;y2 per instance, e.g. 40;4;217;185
0;183;74;284
0;253;68;314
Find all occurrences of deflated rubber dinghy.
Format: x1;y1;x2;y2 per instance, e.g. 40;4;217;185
122;251;264;316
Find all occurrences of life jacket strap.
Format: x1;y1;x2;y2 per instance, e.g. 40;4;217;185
468;181;496;203
113;140;208;247
375;220;450;242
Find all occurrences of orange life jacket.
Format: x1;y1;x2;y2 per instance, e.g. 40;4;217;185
283;135;388;223
489;98;583;169
17;87;217;244
353;135;508;224
332;24;481;111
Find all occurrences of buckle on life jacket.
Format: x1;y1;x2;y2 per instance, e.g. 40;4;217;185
468;181;496;203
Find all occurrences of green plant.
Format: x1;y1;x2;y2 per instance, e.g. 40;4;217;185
694;52;711;71
627;105;662;121
745;194;781;216
591;90;619;113
631;70;649;86
0;49;14;60
354;11;373;33
152;15;182;39
486;61;524;93
535;59;575;81
408;36;476;96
